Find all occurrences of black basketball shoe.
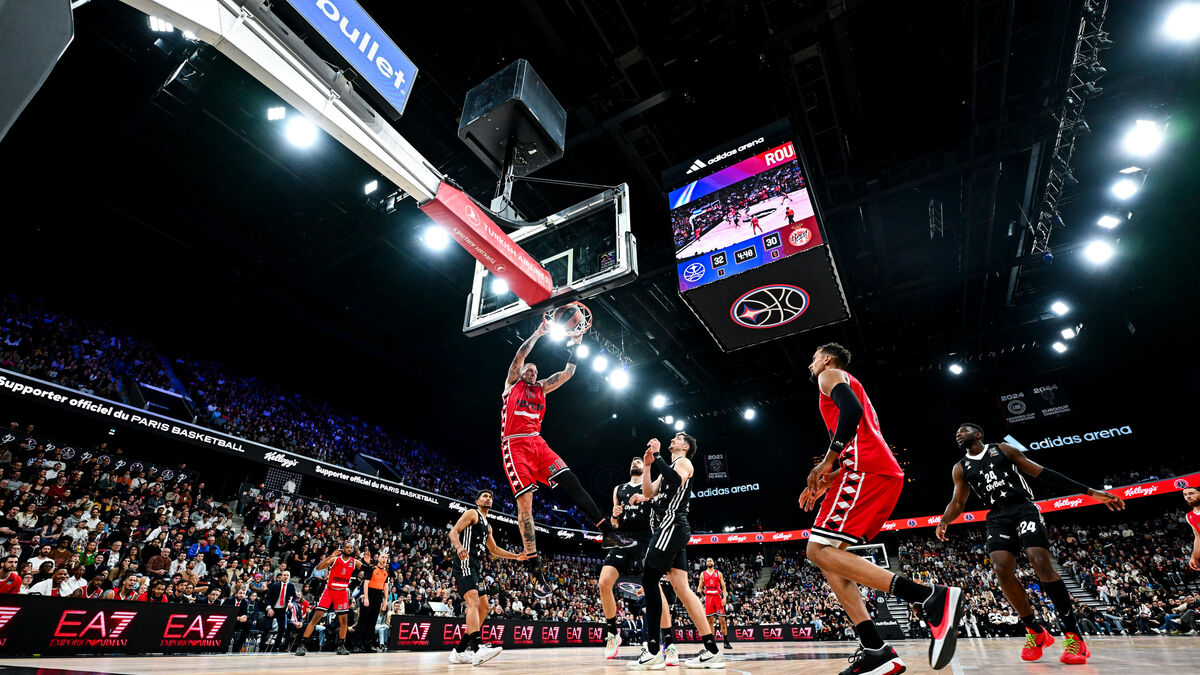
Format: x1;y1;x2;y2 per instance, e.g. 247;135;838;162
839;645;906;675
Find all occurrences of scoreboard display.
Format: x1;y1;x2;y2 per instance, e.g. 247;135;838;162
664;120;849;351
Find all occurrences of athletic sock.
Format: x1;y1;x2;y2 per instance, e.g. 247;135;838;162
890;574;934;605
1021;614;1043;632
469;631;482;652
855;620;884;650
642;566;666;655
1043;580;1081;637
456;630;473;653
606;617;619;637
701;633;719;654
663;629;675;648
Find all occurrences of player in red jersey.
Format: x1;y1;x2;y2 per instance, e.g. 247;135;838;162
503;322;635;598
750;215;762;234
799;343;964;673
1184;485;1200;571
0;556;20;594
697;558;733;650
294;542;369;656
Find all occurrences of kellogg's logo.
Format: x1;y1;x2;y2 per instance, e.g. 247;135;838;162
881;522;897;530
555;530;574;539
1124;485;1159;498
728;534;747;542
1053;498;1083;509
926;516;941;525
688;536;702;545
264;451;299;469
771;532;793;541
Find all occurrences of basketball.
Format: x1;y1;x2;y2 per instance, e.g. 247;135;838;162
551;304;583;331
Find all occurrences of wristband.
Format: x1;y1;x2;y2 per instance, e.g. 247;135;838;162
566;348;578;365
828;440;845;454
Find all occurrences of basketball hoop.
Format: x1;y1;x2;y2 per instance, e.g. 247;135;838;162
542;301;593;338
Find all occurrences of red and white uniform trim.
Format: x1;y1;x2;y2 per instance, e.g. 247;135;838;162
500;379;569;497
317;556;355;614
701;570;724;616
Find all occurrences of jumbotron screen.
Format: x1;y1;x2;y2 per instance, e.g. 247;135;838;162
668;121;820;292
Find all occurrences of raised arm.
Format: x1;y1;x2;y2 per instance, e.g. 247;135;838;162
538;335;582;395
505;324;548;388
997;444;1125;510
315;550;341;571
485;530;528;561
936;462;971;541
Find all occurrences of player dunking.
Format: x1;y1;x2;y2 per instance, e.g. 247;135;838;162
503;322;635;598
294;542;368;655
1184;485;1200;571
698;558;733;650
799;343;964;673
447;489;527;665
629;434;725;669
936;423;1125;665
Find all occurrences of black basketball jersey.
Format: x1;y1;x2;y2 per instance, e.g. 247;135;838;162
650;457;691;530
461;508;489;564
615;481;651;535
960;444;1034;509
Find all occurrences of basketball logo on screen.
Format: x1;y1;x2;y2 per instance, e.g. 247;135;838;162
683;262;706;283
729;284;809;329
788;227;811;247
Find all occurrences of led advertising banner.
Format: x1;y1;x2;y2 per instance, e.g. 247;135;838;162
0;595;236;655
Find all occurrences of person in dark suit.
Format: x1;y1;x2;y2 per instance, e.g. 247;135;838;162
224;587;253;653
264;571;299;652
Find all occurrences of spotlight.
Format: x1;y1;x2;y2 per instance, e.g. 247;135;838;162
148;16;174;33
1096;215;1121;229
575;344;590;359
1164;3;1200;42
1083;240;1115;265
1061;327;1077;339
1050;301;1070;316
611;413;618;419
592;355;609;373
609;367;630;390
284;116;318;148
1118;166;1142;174
664;415;674;425
364;180;379;195
267;106;286;121
674;419;686;431
652;394;667;409
422;225;449;251
948;363;964;375
1051;341;1068;354
490;277;509;295
548;323;566;342
1123;120;1164;156
743;408;756;420
1111;178;1138;200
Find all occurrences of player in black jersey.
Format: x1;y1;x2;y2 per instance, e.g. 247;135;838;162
598;456;663;660
447;489;528;666
630;433;725;670
936;424;1124;666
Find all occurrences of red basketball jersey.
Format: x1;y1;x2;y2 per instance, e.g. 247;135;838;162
818;372;903;477
1187;508;1200;536
701;570;721;596
328;556;356;590
502;379;546;438
0;572;20;594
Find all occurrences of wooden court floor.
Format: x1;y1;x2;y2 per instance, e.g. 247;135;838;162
0;636;1194;673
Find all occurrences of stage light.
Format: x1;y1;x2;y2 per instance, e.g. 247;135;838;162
652;394;667;409
1097;215;1121;229
284;116;318;148
664;416;674;425
364;180;379;195
611;413;618;419
1083;240;1115;265
1111;178;1138;200
723;526;735;533
1164;3;1200;42
267;106;286;121
1052;341;1068;353
548;323;566;342
948;363;964;375
609;367;630;390
422;225;449;251
592;355;609;373
1118;166;1142;174
674;419;686;431
1123;120;1163;156
148;16;174;33
743;408;756;420
575;344;590;359
1051;300;1070;316
1062;327;1077;339
490;277;508;295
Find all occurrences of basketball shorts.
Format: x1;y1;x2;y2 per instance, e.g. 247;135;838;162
985;501;1051;555
603;533;650;575
501;434;569;497
704;593;724;616
453;558;486;597
644;521;689;572
316;586;350;614
811;470;904;547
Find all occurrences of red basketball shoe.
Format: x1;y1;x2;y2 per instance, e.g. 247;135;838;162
1059;633;1090;665
1020;627;1054;661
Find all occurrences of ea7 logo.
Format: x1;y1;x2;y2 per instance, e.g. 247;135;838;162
541;626;560;642
588;627;603;642
567;627;583;642
163;614;227;639
394;621;431;643
514;626;534;642
483;625;505;642
764;627;783;640
54;610;138;638
791;626;814;639
263;451;299;468
734;628;755;640
0;607;19;633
